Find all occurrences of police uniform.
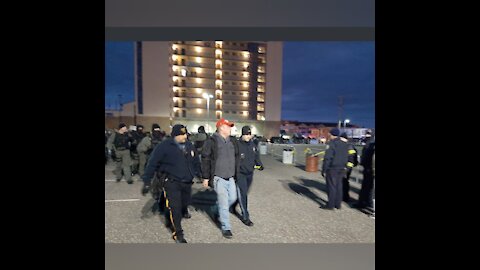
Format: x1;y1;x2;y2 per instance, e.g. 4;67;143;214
107;123;133;184
356;139;375;208
130;125;146;176
321;128;349;210
141;124;201;243
339;133;359;202
232;126;263;226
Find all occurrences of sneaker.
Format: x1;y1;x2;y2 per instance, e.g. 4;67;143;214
241;219;254;226
321;206;334;210
127;180;134;184
222;230;233;239
183;211;192;219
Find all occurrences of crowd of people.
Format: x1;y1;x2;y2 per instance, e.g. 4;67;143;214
105;120;375;243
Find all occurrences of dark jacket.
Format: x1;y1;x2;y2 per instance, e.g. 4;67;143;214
238;139;263;175
142;138;201;184
360;141;375;172
346;143;359;170
322;137;349;173
107;132;133;151
201;134;240;186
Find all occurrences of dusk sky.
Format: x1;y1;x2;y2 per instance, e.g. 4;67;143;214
105;41;375;128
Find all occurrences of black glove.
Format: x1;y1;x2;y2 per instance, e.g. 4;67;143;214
141;184;151;196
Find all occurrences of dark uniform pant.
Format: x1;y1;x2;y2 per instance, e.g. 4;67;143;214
343;168;353;202
235;173;253;220
358;169;374;207
164;179;192;240
326;169;345;209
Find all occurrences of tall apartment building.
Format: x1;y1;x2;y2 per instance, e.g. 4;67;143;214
124;41;282;138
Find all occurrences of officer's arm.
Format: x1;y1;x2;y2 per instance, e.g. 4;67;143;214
142;143;165;185
201;139;213;181
187;142;202;178
136;137;148;153
106;132;115;150
322;144;334;173
254;146;264;169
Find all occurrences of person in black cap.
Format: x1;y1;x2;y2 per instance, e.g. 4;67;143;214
321;128;349;210
230;125;264;226
129;124;146;177
137;123;168;213
106;123;134;184
339;132;359;202
354;133;375;209
361;129;373;145
141;124;201;243
193;125;209;154
137;124;166;177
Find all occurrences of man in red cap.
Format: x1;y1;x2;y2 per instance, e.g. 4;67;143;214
201;118;240;239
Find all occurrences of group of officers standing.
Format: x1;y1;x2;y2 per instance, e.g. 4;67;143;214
106;120;375;243
322;127;375;214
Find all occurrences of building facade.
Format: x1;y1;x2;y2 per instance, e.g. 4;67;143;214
106;41;283;138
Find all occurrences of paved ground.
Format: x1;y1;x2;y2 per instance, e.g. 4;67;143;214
105;153;375;243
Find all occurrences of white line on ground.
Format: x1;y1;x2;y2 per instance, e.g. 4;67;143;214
105;199;140;202
105;179;117;182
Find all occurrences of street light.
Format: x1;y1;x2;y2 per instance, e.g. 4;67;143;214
344;119;351;138
202;93;214;133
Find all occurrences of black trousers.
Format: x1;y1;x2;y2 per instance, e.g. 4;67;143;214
358;169;374;207
326;169;345;208
234;173;254;220
343;168;353;201
164;179;192;239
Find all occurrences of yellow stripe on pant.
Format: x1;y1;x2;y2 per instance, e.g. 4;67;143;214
164;189;178;240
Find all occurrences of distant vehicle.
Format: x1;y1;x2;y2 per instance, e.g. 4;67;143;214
292;133;307;144
270;136;288;144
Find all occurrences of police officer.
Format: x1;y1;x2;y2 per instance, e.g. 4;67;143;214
193;125;209;154
361;129;373;145
137;124;165;177
141;124;201;243
231;126;264;226
130;125;146;176
321;128;349;210
137;123;167;212
339;132;359;202
106;123;134;184
355;134;375;209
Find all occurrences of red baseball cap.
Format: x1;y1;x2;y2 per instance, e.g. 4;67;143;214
216;118;234;128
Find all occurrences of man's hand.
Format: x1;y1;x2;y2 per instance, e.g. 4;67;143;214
321;171;325;177
202;179;209;188
141;184;151;196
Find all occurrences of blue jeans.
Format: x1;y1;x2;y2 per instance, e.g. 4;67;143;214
214;176;237;231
